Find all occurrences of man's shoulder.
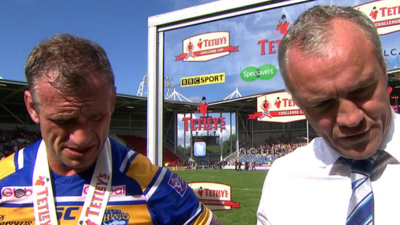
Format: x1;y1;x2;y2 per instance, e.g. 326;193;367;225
0;141;40;182
0;154;17;180
108;138;164;188
109;138;141;167
272;137;330;168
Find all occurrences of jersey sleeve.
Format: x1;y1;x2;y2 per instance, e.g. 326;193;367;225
145;169;212;225
124;152;212;225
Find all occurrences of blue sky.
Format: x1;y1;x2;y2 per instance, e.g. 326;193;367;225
2;0;400;146
2;0;400;100
0;0;217;95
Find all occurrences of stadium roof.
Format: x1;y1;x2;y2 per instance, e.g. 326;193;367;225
0;79;263;125
1;69;400;125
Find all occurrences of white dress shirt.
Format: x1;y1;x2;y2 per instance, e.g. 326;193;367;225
257;110;400;225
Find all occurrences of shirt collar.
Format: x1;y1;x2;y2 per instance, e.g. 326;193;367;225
322;140;345;175
323;109;399;175
378;109;400;161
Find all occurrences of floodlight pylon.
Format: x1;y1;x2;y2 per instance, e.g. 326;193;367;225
224;87;242;100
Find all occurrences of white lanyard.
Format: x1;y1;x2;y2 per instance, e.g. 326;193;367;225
32;139;112;225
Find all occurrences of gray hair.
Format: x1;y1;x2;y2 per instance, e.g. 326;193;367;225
25;34;116;101
278;5;386;93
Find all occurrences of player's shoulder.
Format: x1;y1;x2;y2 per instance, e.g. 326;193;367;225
0;153;16;180
109;138;138;164
109;138;163;190
109;138;157;170
0;141;40;182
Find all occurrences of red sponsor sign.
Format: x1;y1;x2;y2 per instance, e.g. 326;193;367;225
375;18;400;28
176;46;238;61
176;31;239;62
188;182;240;211
355;1;400;35
200;199;240;208
253;91;306;123
182;100;226;131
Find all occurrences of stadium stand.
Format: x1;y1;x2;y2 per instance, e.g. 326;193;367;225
117;134;180;165
117;134;147;155
235;138;311;166
163;146;181;165
0;132;181;166
0;128;41;159
1;77;399;167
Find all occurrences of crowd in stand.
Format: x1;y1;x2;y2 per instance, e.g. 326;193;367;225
1;128;317;168
0;128;41;160
235;134;318;166
170;134;320;169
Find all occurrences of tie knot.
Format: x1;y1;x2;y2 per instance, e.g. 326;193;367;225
351;158;375;177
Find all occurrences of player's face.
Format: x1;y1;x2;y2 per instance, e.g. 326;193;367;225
286;19;391;159
25;74;116;175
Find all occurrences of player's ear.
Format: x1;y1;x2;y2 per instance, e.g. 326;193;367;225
111;86;117;113
24;90;40;124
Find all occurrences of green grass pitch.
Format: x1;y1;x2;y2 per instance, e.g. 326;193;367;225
174;169;269;225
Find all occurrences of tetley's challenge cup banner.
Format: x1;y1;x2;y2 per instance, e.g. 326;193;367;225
176;31;239;62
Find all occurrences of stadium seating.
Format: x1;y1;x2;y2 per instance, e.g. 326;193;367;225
116;134;147;155
1;131;182;166
0;129;41;159
116;134;181;165
163;147;180;166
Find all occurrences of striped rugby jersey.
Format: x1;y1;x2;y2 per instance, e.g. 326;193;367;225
0;139;212;225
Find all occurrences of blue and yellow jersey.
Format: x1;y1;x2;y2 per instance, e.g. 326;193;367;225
0;139;212;225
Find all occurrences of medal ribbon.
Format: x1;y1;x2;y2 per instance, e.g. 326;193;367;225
32;139;112;225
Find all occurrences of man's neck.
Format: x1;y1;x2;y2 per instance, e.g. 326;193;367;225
48;161;95;176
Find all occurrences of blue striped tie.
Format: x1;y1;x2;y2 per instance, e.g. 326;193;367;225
346;156;378;225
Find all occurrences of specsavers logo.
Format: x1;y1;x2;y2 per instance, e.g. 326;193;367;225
355;0;400;35
240;64;277;82
176;31;239;62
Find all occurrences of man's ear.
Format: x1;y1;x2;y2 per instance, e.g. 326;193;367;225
111;87;117;113
24;90;40;124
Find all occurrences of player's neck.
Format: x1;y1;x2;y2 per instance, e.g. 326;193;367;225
49;160;95;176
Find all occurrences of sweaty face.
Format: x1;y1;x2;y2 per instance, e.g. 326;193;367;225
286;19;391;159
25;76;115;175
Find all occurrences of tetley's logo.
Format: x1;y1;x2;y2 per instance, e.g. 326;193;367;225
258;14;290;55
176;31;239;62
182;97;226;131
189;182;240;211
248;91;305;123
355;0;400;35
276;14;290;35
197;99;208;116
